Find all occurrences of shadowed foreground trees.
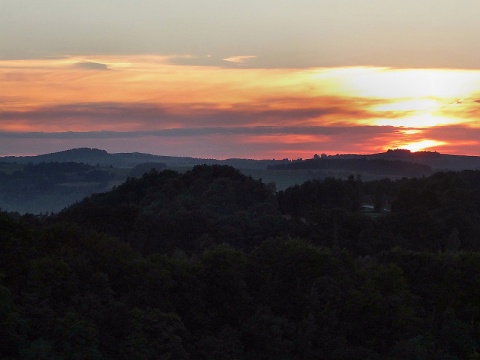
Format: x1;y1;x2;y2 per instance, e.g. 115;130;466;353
2;222;480;358
3;167;480;358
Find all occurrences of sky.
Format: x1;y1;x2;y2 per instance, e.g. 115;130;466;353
1;0;480;159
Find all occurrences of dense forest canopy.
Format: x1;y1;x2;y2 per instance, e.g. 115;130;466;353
3;165;480;359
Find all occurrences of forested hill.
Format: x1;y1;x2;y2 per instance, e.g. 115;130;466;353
325;148;480;171
56;165;278;254
4;147;480;171
55;165;480;255
268;149;480;173
268;157;432;177
3;165;480;358
369;148;480;171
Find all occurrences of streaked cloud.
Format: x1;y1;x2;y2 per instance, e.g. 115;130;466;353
0;125;399;139
0;100;378;133
73;61;109;71
1;56;480;158
3;1;480;69
3;0;480;160
1;125;478;159
0;125;411;159
223;56;257;65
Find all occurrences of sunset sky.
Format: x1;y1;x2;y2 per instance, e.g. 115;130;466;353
1;0;480;159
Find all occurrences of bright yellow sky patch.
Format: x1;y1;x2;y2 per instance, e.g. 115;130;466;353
1;56;480;157
373;99;439;112
399;140;447;152
373;114;463;128
322;67;480;99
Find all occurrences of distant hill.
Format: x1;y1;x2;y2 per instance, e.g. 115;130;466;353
343;149;480;171
269;149;480;173
268;157;432;177
2;148;112;165
3;147;480;171
0;147;281;169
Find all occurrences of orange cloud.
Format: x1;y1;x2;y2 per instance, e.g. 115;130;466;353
2;56;480;157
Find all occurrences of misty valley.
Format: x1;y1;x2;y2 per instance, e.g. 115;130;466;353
3;147;480;215
2;149;480;358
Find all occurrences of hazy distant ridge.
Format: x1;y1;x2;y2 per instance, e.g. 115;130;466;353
0;148;281;169
293;149;480;172
4;148;480;171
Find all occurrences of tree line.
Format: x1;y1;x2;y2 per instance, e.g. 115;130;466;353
2;165;480;359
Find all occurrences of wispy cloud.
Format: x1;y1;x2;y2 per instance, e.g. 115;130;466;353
0;97;382;132
73;61;109;71
0;125;404;158
0;125;400;139
223;55;257;65
0;124;478;158
2;57;480;157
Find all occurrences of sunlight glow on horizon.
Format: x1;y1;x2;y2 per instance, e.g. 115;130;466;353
396;140;447;153
1;56;480;157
